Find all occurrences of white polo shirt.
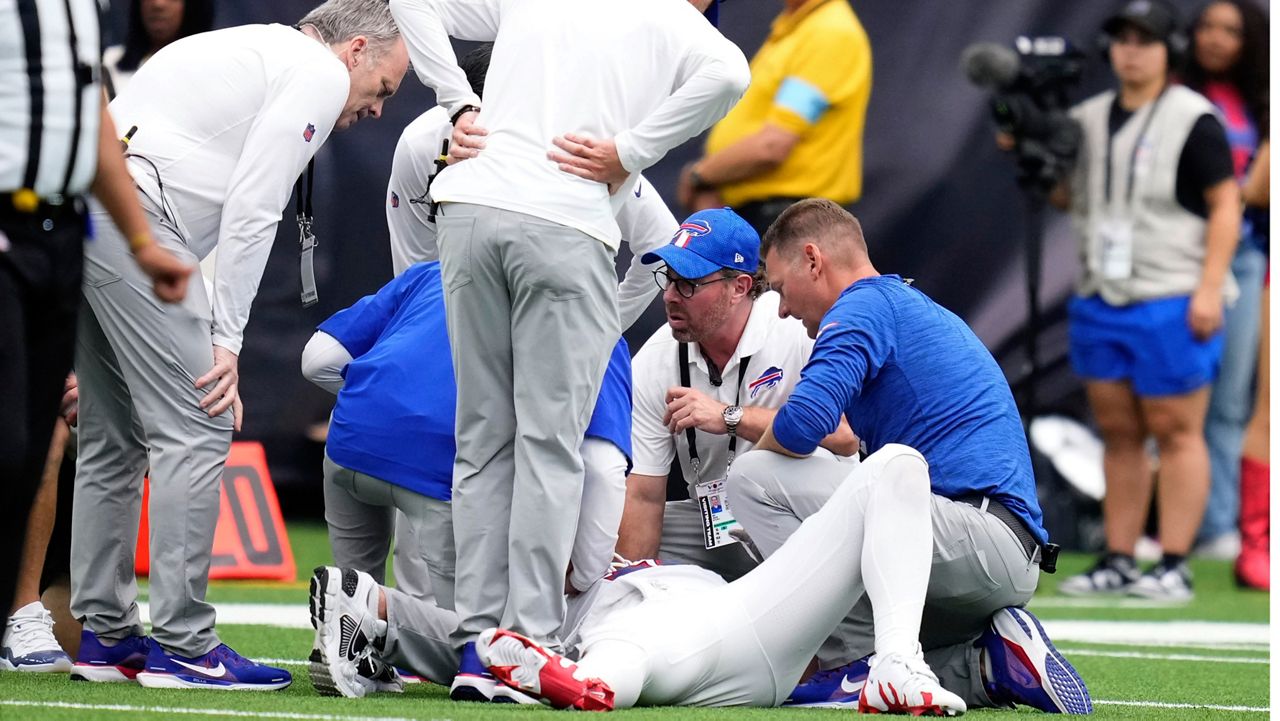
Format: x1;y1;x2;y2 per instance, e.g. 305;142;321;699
631;292;815;491
386;106;452;276
109;24;349;354
388;0;749;249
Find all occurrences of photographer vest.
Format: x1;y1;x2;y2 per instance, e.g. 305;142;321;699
1068;85;1234;306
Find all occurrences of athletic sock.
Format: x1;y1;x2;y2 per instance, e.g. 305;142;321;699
862;452;932;657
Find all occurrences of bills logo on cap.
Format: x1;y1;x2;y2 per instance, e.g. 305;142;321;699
749;366;784;398
672;219;711;248
303;123;316;142
390;191;400;208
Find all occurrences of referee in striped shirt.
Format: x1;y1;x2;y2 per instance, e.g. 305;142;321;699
0;0;191;620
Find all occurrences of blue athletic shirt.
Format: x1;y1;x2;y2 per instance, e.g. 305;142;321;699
771;275;1046;543
320;262;632;502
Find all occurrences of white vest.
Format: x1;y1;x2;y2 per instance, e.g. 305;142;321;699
1068;85;1236;305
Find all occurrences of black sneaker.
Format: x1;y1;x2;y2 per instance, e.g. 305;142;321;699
1058;554;1140;596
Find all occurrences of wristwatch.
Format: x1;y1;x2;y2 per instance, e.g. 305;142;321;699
723;405;744;435
688;166;715;193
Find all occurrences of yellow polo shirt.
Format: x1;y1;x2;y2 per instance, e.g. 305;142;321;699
705;0;871;207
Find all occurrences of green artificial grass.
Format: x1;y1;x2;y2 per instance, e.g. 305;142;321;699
1;523;1268;720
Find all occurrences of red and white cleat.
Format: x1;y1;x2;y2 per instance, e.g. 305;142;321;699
858;651;966;716
475;628;614;711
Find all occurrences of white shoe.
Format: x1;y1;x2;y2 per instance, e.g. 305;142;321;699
1058;554;1139;596
308;567;387;698
1134;535;1162;563
858;650;966;716
2;602;72;673
1193;532;1241;561
1127;561;1194;603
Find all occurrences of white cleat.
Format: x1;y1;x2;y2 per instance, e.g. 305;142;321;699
858;650;966;716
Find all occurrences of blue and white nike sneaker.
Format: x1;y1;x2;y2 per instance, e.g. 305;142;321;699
980;607;1092;714
1;602;72;673
136;643;291;690
782;654;871;708
71;630;151;682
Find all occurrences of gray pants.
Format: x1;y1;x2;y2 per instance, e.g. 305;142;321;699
381;586;459;684
322;453;453;607
436;203;618;648
70;196;228;656
657;500;758;582
728;448;1039;708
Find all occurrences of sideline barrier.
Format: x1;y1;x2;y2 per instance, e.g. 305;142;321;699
135;442;297;581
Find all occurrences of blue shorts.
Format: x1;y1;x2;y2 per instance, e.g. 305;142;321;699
1068;294;1223;397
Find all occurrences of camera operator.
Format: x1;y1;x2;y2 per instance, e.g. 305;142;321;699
1041;0;1240;602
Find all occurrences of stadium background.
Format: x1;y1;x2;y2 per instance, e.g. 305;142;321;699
102;0;1219;494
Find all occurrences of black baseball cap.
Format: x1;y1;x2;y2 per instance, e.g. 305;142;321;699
1103;0;1179;41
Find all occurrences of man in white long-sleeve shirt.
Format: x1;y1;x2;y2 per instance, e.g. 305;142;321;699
68;0;409;691
386;0;749;699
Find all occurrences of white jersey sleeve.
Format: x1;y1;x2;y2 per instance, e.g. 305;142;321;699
210;60;347;354
389;0;500;115
615;175;678;331
300;331;352;395
613;18;749;173
387;107;453;274
629;334;679;477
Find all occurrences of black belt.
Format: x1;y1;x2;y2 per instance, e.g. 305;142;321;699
959;495;1059;573
0;190;84;220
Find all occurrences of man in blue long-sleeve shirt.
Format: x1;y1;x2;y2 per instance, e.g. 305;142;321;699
728;199;1092;715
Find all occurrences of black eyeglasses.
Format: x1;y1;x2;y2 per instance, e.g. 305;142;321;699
653;268;736;299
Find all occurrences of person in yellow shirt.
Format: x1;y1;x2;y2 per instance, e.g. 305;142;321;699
678;0;872;235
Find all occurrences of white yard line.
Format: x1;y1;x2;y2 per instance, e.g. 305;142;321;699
1095;700;1269;713
0;700;424;721
1029;597;1176;609
1057;647;1269;665
1;695;1266;716
143;602;311;630
1040;619;1269;648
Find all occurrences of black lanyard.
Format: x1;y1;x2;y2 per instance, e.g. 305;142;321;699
410;139;451;223
678;343;751;482
296;159;318;307
1104;87;1167;206
296;158;315;226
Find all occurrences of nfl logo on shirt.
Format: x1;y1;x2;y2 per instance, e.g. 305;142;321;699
303;123;316;142
390;191;400;208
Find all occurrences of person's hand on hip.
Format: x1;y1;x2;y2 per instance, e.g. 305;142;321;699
548;133;628;194
196;345;243;432
449;110;487;163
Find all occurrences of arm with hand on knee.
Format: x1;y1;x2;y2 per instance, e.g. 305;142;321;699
569;438;630;593
301;331;353;394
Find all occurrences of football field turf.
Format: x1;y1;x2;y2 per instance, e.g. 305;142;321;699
1;523;1268;720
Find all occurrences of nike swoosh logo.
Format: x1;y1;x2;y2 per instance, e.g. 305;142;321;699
840;675;863;694
173;659;227;678
633;182;642;198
